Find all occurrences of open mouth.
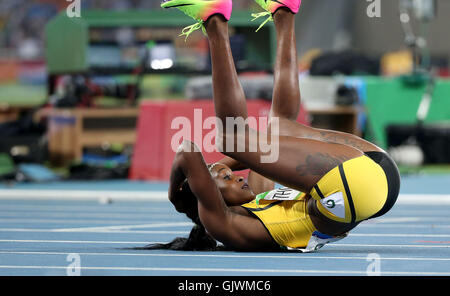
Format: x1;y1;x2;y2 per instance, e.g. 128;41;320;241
241;183;249;190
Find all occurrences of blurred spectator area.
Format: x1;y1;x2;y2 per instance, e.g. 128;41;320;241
1;0;449;107
2;0;450;58
0;0;255;60
0;0;258;107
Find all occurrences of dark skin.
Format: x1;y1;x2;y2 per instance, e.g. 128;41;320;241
168;9;386;250
169;141;278;251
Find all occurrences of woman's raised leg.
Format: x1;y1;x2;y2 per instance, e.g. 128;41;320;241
268;8;383;153
269;8;301;121
205;14;363;193
205;15;249;124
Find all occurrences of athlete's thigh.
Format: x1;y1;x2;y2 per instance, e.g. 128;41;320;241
222;130;363;193
270;117;383;153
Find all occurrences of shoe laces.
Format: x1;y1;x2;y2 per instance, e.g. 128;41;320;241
180;20;207;41
251;11;273;32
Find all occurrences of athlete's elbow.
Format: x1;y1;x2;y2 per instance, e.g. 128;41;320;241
176;140;201;156
174;140;206;172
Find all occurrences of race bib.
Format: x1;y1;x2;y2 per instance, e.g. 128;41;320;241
256;187;303;205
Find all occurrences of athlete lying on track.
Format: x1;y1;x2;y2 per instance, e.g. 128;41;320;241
145;0;400;252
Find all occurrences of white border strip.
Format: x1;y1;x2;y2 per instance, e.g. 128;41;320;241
0;265;448;276
0;239;448;248
1;190;450;205
0;189;167;201
395;194;450;205
1;251;450;262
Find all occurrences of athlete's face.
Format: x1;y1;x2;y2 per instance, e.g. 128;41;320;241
210;164;255;206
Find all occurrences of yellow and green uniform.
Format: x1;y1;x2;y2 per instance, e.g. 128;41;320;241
242;153;399;250
243;198;315;249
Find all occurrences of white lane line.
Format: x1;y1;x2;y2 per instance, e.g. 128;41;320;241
329;243;450;248
390;210;450;215
0;265;448;276
0;228;189;234
358;224;450;229
51;222;193;232
1;251;449;262
0;239;153;244
0;212;172;219
396;194;450;205
368;217;450;223
349;233;450;238
0;205;170;213
0;190;167;201
369;217;421;223
0;239;449;248
0;218;168;224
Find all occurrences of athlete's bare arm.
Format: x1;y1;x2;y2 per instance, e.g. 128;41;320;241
169;140;278;250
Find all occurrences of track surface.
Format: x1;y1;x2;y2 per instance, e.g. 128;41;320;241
0;176;449;276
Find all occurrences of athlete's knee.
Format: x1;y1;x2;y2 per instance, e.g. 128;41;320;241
269;106;299;123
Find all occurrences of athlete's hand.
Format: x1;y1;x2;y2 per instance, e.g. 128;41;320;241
170;180;199;224
215;156;248;171
168;148;188;207
169;179;188;213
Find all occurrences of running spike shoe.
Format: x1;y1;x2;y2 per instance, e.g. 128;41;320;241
252;0;302;32
161;0;232;40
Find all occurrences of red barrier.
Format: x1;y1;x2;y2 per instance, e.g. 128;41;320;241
130;100;309;181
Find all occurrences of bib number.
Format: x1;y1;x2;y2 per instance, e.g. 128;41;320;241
319;192;346;219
